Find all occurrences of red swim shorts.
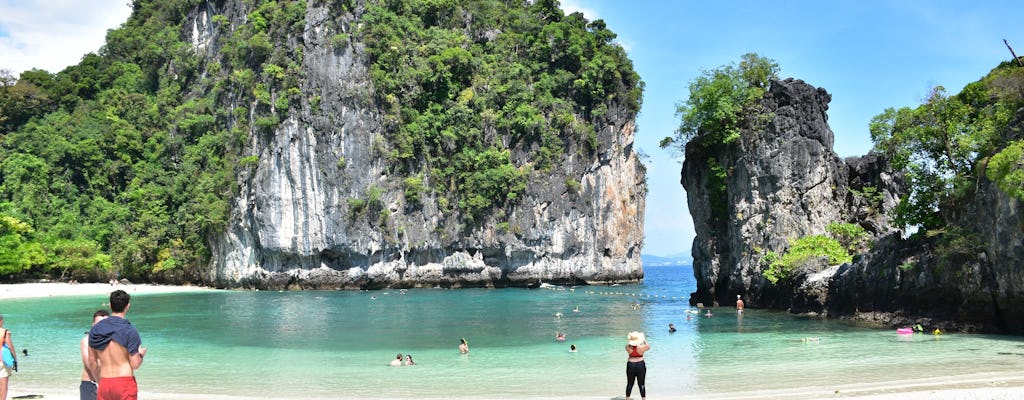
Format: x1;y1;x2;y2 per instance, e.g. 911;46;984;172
98;376;138;400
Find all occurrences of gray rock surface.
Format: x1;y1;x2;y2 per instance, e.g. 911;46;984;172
682;78;901;308
681;76;1024;333
185;1;645;289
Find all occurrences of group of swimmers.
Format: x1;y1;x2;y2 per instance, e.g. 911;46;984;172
389;353;415;366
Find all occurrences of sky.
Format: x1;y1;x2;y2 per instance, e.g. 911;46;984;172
3;1;1024;258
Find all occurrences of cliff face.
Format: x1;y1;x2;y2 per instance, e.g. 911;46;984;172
682;78;901;307
823;168;1024;332
682;77;1024;333
186;1;645;289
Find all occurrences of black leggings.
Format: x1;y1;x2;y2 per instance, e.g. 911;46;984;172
626;360;646;398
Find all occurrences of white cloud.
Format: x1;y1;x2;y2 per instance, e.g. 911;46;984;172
0;0;132;74
559;0;598;20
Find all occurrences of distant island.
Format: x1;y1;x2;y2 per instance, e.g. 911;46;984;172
641;254;692;267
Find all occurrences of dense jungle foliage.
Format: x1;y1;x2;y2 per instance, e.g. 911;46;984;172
359;0;642;219
0;0;641;281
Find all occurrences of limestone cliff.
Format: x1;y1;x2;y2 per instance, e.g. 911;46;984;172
823;143;1024;333
683;76;1024;333
180;1;645;289
682;78;901;307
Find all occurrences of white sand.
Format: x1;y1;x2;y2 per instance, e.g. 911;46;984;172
0;282;215;300
7;386;1024;400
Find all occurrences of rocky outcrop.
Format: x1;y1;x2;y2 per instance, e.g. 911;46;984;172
682;78;901;308
190;1;645;289
682;76;1024;333
819;177;1024;333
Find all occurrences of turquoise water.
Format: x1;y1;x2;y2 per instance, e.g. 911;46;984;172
4;266;1024;399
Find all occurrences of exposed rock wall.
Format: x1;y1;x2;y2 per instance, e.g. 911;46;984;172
682;78;901;307
193;1;645;289
682;76;1024;333
819;177;1024;333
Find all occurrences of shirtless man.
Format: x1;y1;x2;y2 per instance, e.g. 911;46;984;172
81;309;110;400
88;290;147;400
735;295;745;314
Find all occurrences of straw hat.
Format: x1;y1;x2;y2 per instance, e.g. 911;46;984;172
627;331;645;346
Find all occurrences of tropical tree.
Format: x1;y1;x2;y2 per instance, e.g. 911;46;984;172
663;53;779;152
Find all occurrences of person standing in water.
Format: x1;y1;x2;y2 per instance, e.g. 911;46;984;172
390;353;403;366
736;295;745;314
625;331;650;400
459;338;469;354
81;309;110;400
88;290;147;400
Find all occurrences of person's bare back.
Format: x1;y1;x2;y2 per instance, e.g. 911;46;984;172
92;340;142;378
87;290;146;400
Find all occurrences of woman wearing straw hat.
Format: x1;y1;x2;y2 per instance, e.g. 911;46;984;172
625;331;650;400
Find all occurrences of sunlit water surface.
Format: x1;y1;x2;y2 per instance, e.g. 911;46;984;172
4;266;1024;398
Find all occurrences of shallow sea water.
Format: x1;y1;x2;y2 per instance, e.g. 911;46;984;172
4;265;1024;399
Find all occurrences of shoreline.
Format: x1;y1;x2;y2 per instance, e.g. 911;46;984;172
0;282;216;300
9;380;1024;400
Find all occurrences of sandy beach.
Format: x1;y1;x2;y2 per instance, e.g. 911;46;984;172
2;282;1023;400
0;281;215;300
6;384;1024;400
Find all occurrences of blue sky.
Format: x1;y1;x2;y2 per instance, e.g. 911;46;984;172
3;1;1024;257
561;0;1024;257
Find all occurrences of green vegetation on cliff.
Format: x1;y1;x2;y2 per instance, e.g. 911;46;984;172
760;222;866;284
870;61;1024;231
661;53;778;151
358;0;641;219
662;53;778;228
0;0;641;282
0;0;312;281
